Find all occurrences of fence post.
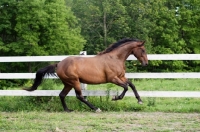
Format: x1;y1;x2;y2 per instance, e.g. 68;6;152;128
80;51;87;99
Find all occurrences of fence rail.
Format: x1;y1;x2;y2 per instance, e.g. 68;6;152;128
0;54;200;97
1;73;200;79
0;90;200;97
1;54;200;62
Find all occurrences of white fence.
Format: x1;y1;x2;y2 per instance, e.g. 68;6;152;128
0;54;200;97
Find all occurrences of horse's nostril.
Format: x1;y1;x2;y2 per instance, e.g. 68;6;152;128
142;62;148;66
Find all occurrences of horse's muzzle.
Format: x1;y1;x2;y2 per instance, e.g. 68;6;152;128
142;62;148;66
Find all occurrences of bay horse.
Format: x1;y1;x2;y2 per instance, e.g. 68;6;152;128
24;38;148;112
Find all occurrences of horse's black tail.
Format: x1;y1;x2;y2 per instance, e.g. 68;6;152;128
23;63;57;91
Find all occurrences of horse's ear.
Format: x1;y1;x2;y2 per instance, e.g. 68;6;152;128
138;41;145;47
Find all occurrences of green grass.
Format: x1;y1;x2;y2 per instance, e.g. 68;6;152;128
134;79;200;91
87;78;200;91
1;96;199;113
1;79;200;113
1;111;200;132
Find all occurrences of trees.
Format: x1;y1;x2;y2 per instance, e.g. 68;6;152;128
69;0;132;54
0;0;85;56
15;0;85;56
0;0;18;56
0;0;85;87
0;0;85;57
176;0;200;71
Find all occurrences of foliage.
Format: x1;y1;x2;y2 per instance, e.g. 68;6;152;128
0;0;85;56
0;0;85;88
68;0;131;54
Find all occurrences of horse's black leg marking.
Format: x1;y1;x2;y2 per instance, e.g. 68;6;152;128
75;90;98;111
112;83;128;100
59;86;73;112
127;80;142;104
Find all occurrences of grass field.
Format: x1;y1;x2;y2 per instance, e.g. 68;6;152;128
1;79;200;131
1;111;200;132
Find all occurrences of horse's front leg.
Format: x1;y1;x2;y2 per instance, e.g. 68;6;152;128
111;77;128;101
127;80;142;104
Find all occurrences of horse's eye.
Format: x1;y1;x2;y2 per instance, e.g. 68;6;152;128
141;49;145;56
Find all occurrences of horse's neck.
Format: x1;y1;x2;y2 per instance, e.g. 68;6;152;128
111;44;134;61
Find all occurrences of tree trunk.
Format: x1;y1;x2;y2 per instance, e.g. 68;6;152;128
103;11;107;47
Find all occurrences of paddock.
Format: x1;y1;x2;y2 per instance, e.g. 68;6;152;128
1;111;200;131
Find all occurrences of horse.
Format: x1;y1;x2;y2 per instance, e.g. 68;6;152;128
24;38;148;112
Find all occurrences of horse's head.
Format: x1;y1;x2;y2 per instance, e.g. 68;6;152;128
132;41;148;66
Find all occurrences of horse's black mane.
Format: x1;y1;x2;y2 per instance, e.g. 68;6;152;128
98;38;140;55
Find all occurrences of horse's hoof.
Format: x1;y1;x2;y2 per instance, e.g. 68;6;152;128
95;108;102;113
112;96;117;101
138;101;143;104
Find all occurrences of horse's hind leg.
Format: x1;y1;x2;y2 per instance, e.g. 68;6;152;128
59;84;73;112
127;80;142;104
74;83;101;112
112;83;128;100
111;77;128;100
